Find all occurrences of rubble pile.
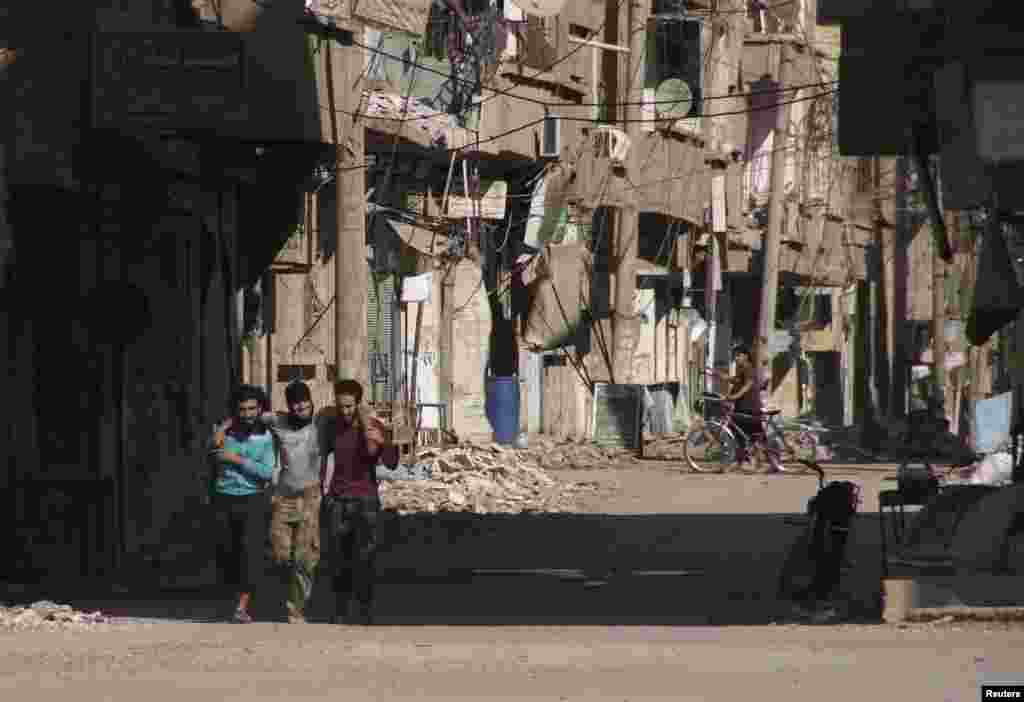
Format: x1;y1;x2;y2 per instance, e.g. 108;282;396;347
643;434;688;462
379;442;608;515
0;601;113;632
518;436;641;471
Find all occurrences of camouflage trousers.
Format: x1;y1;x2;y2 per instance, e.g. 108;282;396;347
269;484;322;622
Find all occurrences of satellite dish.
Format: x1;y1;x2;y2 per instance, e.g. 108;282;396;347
510;0;566;18
655;78;694;120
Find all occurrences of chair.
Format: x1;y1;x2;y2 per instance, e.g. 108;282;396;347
878;460;939;577
416;402;449;447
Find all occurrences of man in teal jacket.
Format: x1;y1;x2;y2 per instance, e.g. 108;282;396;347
210;385;276;623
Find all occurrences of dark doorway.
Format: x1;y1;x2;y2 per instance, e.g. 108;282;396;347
812;351;842;426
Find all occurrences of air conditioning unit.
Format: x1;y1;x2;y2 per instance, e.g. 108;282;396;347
593;125;631;164
541;114;561;158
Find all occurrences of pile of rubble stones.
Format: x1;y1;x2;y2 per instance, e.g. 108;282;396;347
642;434;688;462
521;436;642;471
379;441;617;515
0;601;115;632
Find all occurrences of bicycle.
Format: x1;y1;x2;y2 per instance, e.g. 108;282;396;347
777;461;861;621
683;391;820;474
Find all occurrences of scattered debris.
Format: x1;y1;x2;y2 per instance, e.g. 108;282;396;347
904;607;1024;624
520;436;641;471
380;440;613;515
0;601;114;632
376;462;434;482
962;451;1014;486
643;434;688;462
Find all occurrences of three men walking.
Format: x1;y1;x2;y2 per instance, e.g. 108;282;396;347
210;378;396;624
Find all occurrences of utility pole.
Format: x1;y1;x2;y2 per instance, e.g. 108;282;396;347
862;156;885;449
932;211;953;423
330;23;369;388
612;0;649;383
754;42;792;405
946;210;964;434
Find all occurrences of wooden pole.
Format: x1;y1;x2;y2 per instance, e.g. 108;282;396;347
948;212;964;435
408;299;424;437
754;42;793;408
440;263;456;438
932;233;947;429
965;214;982;416
611;0;649;383
331;24;368;387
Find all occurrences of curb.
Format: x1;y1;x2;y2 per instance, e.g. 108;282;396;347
904;607;1024;623
883;577;1024;623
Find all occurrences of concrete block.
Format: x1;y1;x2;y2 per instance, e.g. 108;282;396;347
883;575;1024;622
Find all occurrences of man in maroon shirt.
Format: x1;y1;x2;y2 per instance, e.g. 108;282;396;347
321;378;398;625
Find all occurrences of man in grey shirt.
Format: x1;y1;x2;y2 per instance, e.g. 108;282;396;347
264;381;330;623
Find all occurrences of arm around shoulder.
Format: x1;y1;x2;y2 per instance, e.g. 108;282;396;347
238;436;276;482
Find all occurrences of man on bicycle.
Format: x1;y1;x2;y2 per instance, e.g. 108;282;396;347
716;343;763;468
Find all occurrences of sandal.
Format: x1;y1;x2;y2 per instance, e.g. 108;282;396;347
232;608;253;624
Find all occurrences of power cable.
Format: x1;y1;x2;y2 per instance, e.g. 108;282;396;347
338;35;836;111
690;0;799;14
329;87;836;177
306;6;831;115
354;127;845;234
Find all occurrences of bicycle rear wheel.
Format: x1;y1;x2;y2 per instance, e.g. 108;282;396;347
684;421;737;473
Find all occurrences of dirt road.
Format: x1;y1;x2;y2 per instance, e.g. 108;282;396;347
2;463;1021;700
2;621;1021;701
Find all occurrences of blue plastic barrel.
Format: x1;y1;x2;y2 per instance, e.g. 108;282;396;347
485;375;520;445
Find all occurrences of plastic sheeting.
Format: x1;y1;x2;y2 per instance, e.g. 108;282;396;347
522;243;589;351
971;391;1013;454
646;387;675;435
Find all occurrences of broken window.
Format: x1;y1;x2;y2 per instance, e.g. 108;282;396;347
644;16;703;124
520;14;559;71
796;288;833;329
423;0;494;62
746;0;804;35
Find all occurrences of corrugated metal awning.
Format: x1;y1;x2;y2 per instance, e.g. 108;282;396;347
634;137;709;226
352;0;432;35
778;213;867;285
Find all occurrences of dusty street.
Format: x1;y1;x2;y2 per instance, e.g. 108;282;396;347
2;620;1022;702
3;462;1023;700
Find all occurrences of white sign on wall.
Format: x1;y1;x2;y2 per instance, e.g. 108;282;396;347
446;179;508;220
401;272;432;303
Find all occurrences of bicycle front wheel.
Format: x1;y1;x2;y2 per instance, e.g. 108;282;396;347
684;421;738;473
769;429;818;474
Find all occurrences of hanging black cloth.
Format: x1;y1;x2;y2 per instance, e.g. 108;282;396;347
965;214;1022;346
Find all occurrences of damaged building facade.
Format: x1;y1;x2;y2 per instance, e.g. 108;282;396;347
246;0;975;444
2;0;995;583
1;0;332;580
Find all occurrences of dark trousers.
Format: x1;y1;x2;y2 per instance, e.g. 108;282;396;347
321;495;379;607
733;401;761;445
211;492;267;593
